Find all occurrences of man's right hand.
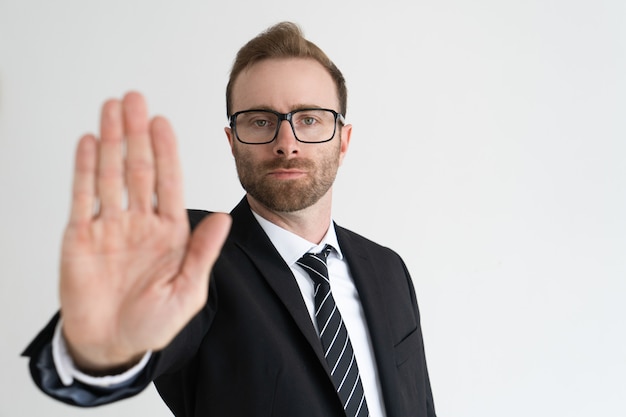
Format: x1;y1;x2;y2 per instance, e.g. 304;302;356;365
58;92;231;374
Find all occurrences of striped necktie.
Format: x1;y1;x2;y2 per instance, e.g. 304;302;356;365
297;245;369;417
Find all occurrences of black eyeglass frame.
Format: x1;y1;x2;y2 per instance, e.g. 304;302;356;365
229;108;346;145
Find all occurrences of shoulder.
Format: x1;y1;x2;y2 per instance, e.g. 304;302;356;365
335;223;419;313
334;223;405;264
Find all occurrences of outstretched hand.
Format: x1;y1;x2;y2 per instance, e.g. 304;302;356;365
59;92;231;373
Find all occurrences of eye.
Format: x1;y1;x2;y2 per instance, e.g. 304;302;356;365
238;111;275;129
302;117;316;126
295;111;323;127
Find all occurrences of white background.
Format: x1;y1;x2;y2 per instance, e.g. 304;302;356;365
1;0;624;416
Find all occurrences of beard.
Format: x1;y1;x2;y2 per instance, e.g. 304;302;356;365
233;142;341;213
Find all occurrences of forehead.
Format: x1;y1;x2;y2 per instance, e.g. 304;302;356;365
231;58;339;113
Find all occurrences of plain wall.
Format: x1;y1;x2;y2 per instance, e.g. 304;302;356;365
1;0;624;416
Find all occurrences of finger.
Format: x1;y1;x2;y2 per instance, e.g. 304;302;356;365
98;99;124;218
123;92;155;212
68;134;97;225
150;116;185;221
177;213;232;303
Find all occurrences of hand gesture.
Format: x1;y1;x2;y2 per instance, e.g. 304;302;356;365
59;92;231;373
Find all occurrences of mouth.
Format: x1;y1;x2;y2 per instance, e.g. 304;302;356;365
267;168;307;180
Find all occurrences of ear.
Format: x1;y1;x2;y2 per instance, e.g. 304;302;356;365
338;123;352;165
225;127;236;156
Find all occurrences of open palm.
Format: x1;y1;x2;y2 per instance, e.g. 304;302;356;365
59;92;230;372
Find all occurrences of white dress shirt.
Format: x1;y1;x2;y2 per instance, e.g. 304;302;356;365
53;211;387;416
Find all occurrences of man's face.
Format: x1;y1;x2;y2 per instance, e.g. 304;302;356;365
225;58;351;213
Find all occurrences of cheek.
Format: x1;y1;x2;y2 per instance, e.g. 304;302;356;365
232;143;251;163
233;148;264;180
319;144;342;173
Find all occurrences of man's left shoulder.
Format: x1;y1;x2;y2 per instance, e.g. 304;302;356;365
334;223;403;261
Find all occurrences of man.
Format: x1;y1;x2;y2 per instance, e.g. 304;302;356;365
24;22;436;416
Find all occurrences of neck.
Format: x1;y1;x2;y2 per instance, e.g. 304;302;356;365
246;192;333;244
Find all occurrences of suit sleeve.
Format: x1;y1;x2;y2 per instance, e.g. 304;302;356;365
400;258;437;417
22;313;160;406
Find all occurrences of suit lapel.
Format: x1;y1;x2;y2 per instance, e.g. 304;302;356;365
229;198;329;368
336;225;403;417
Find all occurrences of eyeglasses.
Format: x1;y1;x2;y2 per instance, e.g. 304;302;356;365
229;108;345;144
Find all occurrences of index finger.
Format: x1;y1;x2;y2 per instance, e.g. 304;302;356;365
68;134;97;225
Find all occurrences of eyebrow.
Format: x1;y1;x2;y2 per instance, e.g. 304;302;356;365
243;104;331;113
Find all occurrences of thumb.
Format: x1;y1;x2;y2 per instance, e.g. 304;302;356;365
179;212;232;293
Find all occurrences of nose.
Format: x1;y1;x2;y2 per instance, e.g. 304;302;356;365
272;119;299;157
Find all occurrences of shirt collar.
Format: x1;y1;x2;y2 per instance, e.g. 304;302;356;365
251;211;343;267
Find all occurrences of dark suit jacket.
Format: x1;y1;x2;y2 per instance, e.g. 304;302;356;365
24;197;436;416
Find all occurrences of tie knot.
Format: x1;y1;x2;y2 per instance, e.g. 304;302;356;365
297;244;333;286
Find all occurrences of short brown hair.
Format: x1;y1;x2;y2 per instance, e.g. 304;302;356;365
226;21;347;118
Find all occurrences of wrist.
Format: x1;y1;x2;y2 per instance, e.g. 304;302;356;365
62;328;145;376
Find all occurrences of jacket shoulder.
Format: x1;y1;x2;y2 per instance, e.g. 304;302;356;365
334;223;402;259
